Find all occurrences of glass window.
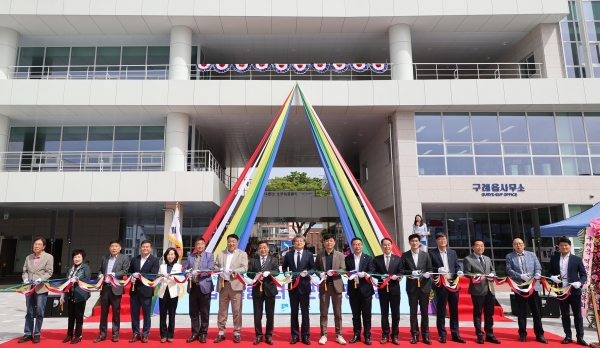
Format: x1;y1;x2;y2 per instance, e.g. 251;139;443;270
474;143;501;155
34;127;61;152
61;127;87;151
475;157;504;175
532;157;562;175
489;213;512;248
527;114;557;142
443;114;471;142
417;143;444;155
469;213;491;248
531;143;559;155
415;114;443;142
471;114;500;142
591;157;600;175
418;157;446;175
590;144;600;155
147;47;169;65
114;126;140;151
503;144;529;155
121;46;146;65
585;113;600;141
561;143;588;155
499;115;529;142
87;126;114;151
504;157;533;175
446;157;474;175
424;213;445;248
8;127;35;151
584;1;600;20
70;47;95;65
96;47;121;65
562;157;591;175
18;47;45;66
446;214;469;248
140;126;164;151
44;47;70;77
446;144;472;155
556;114;585;142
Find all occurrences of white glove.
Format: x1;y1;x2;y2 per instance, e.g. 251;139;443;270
69;277;78;283
300;270;308;277
572;282;582;289
223;271;231;279
550;275;561;283
97;272;103;278
132;272;140;279
520;274;530;281
34;278;42;284
320;273;327;280
412;270;420;277
23;279;29;283
457;271;464;277
108;272;115;277
262;271;271;277
357;272;365;278
390;274;398;280
326;270;335;276
284;272;291;277
438;267;447;274
60;294;65;305
192;270;201;275
488;273;495;278
534;273;541;280
423;272;431;279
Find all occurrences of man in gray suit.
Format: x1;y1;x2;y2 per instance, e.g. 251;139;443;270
505;237;547;344
94;239;130;343
18;237;53;344
401;233;433;345
185;237;214;343
463;239;500;345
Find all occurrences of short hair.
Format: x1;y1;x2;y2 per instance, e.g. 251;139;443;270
322;234;335;242
512;237;524;243
408;233;421;242
293;235;306;243
435;233;447;239
257;240;269;248
140;240;152;247
558;237;571;246
227;234;239;241
350;237;363;245
32;237;46;246
71;249;86;259
193;237;205;245
163;247;179;263
471;238;485;247
109;239;122;246
380;237;393;245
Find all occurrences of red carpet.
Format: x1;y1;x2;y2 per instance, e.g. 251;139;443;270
88;284;141;323
455;277;510;322
0;328;563;347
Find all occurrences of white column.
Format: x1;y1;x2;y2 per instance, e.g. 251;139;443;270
0;27;19;80
169;25;192;81
388;24;413;80
165;112;189;171
0;114;9;170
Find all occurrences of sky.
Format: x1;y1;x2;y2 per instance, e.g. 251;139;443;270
268;167;325;179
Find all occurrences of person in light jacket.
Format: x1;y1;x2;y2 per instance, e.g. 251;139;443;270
61;249;92;345
158;248;183;343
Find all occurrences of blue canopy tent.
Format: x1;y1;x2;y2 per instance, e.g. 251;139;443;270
537;203;600;237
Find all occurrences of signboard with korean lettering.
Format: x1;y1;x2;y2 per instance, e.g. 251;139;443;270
472;183;525;197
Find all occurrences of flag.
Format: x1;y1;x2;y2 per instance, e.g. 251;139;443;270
169;204;183;260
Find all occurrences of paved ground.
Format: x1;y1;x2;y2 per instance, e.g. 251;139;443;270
0;287;598;345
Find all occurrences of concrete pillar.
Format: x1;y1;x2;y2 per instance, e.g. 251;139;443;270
0;114;8;170
0;27;19;79
165;112;189;171
169;25;192;81
388;24;413;80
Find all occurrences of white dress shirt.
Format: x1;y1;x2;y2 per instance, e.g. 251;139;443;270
560;253;570;287
226;250;235;270
354;253;362;271
411;250;419;268
105;254;118;283
140;255;148;269
438;248;449;271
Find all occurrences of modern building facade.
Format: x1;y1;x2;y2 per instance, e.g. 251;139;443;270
0;0;598;276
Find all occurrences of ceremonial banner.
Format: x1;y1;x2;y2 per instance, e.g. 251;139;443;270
582;227;594;317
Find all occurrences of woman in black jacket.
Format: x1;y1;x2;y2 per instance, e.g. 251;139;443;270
61;249;92;344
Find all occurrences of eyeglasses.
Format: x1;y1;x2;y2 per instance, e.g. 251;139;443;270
513;243;524;246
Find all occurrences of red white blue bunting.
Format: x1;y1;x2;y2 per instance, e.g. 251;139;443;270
196;64;212;72
351;63;368;73
195;63;387;73
292;64;309;74
272;64;291;73
233;64;250;73
312;63;330;73
370;63;387;73
214;64;231;73
253;64;270;72
331;63;349;73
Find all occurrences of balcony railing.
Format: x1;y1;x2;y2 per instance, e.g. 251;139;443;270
7;62;544;81
186;150;226;185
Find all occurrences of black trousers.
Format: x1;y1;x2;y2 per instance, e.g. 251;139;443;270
189;284;211;337
252;293;276;337
67;299;87;337
99;286;122;337
159;288;179;339
408;291;430;337
435;286;460;338
515;291;544;338
378;292;400;339
559;293;584;340
471;292;495;337
289;289;310;339
130;293;152;337
349;293;372;338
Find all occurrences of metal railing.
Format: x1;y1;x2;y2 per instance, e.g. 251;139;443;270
8;64;169;80
186;150;226;184
413;63;543;79
192;68;391;81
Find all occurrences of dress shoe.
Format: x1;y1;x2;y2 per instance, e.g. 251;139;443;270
380;337;388;345
577;339;588;346
112;336;119;343
186;336;198;343
410;335;418;344
302;337;311;345
486;336;501;344
71;337;82;345
266;336;274;345
200;335;207;343
423;336;432;345
254;336;263;345
234;336;241;344
214;335;226;343
349;336;361;344
519;336;527;342
336;336;347;345
18;335;33;344
364;338;372;346
318;336;327;345
141;336;148;343
167;339;174;343
536;336;548;344
33;336;41;344
439;336;446;344
130;335;141;343
562;338;572;344
161;338;167;343
476;336;484;345
290;337;299;345
63;335;73;343
94;336;106;343
451;337;466;344
391;338;400;346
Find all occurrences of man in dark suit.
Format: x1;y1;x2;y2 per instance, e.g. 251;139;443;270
128;240;160;343
548;237;588;346
185;237;214;343
463;239;500;345
373;238;403;346
345;237;376;345
282;235;315;345
248;240;280;345
402;233;434;345
429;232;465;344
94;239;130;343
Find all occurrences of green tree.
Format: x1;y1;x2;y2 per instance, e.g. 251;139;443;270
265;171;330;197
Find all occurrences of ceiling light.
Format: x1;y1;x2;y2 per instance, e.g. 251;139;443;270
457;126;469;133
485;57;492;60
502;42;508;45
382;48;387;51
358;133;363;136
336;48;341;51
291;48;296;51
416;126;426;133
428;48;432;51
473;48;478;51
501;126;515;133
353;141;358;144
246;48;251;51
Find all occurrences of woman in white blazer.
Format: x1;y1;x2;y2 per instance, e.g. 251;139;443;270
158;248;183;343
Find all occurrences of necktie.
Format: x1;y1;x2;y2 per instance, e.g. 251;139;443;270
261;257;266;271
193;253;201;283
519;254;526;274
296;251;301;269
385;255;390;271
479;256;485;270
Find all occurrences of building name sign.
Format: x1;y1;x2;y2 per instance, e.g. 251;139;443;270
472;183;525;197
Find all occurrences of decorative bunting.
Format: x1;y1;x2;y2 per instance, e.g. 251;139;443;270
213;64;231;73
370;63;388;73
196;63;213;72
272;64;291;73
350;63;368;73
233;64;251;73
292;64;309;74
312;63;330;73
253;64;270;72
331;63;349;73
